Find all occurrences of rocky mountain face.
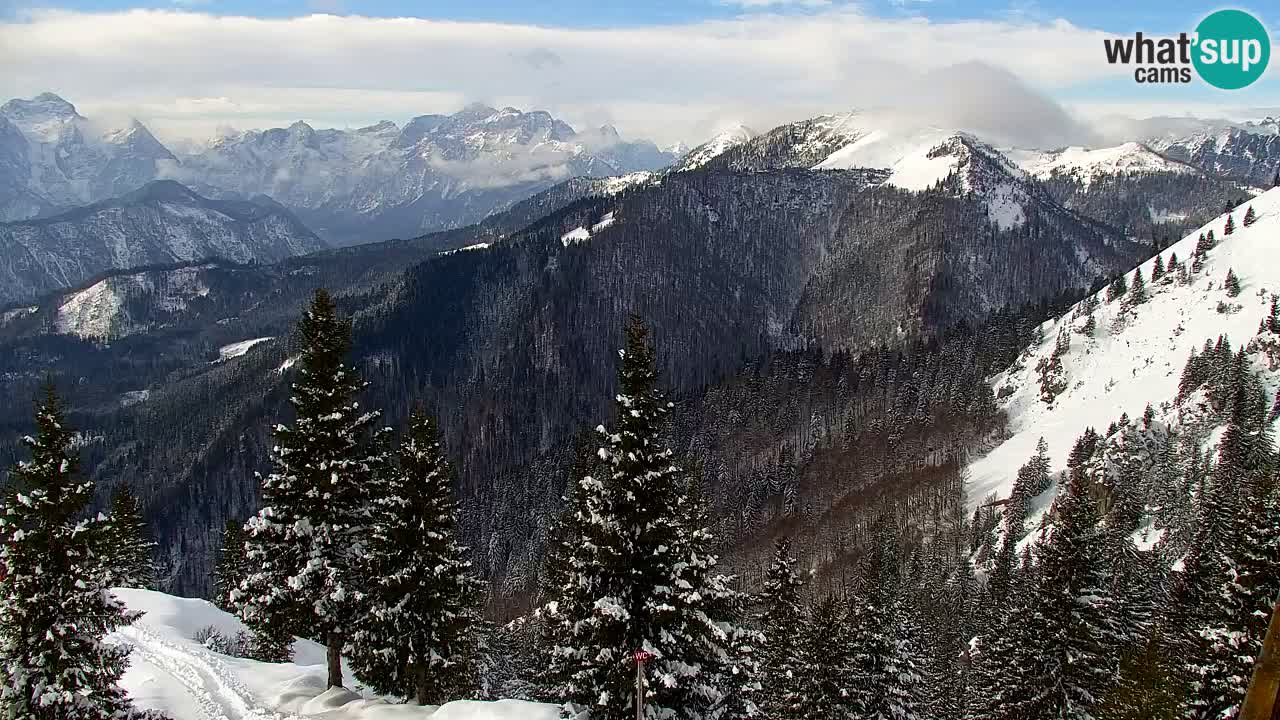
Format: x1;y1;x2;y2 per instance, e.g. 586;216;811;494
1149;125;1280;187
0;93;682;246
0;180;324;305
0;93;177;221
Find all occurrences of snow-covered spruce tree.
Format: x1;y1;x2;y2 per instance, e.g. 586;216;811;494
542;317;751;720
1225;268;1242;297
966;554;1040;720
1127;267;1147;305
233;288;382;683
1018;438;1117;720
1181;370;1278;720
350;407;482;705
0;385;144;719
105;485;157;590
212;520;248;611
756;537;805;719
1105;273;1128;303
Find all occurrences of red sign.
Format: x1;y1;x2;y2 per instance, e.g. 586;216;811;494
634;650;656;664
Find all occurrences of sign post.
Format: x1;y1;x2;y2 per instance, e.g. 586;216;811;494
634;649;655;720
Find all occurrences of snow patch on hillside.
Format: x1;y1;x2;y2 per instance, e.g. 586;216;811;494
218;337;274;360
56;279;124;339
603;171;658;195
968;188;1280;508
54;266;212;340
113;588;561;720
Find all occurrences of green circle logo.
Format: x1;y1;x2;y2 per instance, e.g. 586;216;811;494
1192;9;1271;90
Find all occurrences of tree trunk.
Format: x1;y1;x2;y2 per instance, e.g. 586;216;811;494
326;633;344;689
1242;594;1280;720
415;663;431;706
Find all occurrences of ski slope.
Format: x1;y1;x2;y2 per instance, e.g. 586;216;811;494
112;589;560;720
967;188;1280;508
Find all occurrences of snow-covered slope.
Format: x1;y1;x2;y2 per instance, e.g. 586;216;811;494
672;124;756;171
1012;142;1199;188
113;588;560;720
968;188;1280;507
818;127;1039;230
53;264;215;340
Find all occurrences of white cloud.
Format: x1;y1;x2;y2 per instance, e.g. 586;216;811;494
1;7;1264;147
719;0;833;8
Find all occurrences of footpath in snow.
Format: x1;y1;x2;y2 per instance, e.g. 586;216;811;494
112;588;560;720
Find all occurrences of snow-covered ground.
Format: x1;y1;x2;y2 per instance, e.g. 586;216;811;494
113;589;560;720
968;188;1280;509
218;337;274;361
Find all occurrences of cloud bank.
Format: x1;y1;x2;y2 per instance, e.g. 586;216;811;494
0;7;1203;147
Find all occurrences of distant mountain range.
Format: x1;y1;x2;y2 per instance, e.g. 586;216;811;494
0;93;683;245
0;180;323;305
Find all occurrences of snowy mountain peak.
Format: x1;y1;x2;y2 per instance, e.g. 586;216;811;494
1015;141;1197;188
673;123;757;171
969;187;1280;510
356;120;398;135
0;92;84;126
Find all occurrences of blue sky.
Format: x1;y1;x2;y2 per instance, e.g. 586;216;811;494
3;0;1262;32
1;0;1277;145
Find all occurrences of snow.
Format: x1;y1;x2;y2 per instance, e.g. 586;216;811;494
113;588;561;720
675;124;755;171
602;172;658;195
56;278;124;340
1015;142;1198;188
815;126;956;189
438;243;490;256
590;212;615;233
218;337;274;361
120;390;150;407
967;188;1280;509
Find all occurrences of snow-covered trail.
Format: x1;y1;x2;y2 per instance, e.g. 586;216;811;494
117;623;296;720
113;588;561;720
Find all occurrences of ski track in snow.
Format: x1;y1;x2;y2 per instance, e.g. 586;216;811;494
118;624;298;720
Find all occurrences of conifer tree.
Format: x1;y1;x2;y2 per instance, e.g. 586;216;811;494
1127;267;1147;305
541;318;750;719
1151;254;1165;282
1105;273;1128;303
1224;213;1235;235
1182;369;1278;719
1019;444;1116;720
0;385;142;719
212;520;248;611
106;484;156;590
757;537;805;719
1097;628;1182;720
796;597;855;720
1224;268;1242;297
350;407;481;705
1243;205;1256;227
233;288;382;684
